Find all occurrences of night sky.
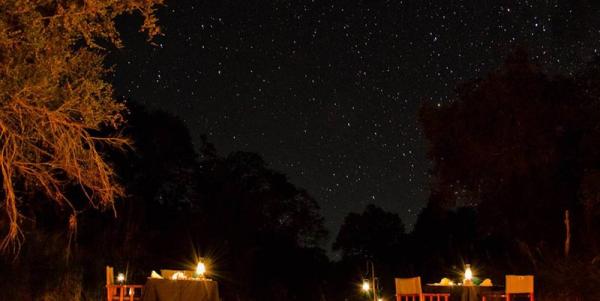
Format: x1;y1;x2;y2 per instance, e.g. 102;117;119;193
112;0;600;240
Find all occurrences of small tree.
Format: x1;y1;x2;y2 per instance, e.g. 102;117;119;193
0;0;163;252
334;204;406;259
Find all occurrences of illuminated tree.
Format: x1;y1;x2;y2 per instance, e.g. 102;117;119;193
0;0;163;251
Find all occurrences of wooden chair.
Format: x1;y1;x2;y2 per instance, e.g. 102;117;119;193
482;275;534;301
106;266;144;301
395;277;450;301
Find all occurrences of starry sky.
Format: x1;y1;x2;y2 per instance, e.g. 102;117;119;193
112;0;600;240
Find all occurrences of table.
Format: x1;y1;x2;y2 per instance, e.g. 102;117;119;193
142;278;219;301
426;285;500;301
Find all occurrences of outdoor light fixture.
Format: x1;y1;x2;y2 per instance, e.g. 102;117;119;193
117;272;125;284
361;280;370;292
196;261;206;277
362;260;378;301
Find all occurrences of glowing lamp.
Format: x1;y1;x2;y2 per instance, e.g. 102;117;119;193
196;261;206;277
361;280;370;292
117;272;125;284
463;264;473;285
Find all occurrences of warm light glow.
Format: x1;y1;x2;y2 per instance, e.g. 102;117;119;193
196;261;206;276
464;264;473;281
361;280;370;292
171;271;185;280
150;270;162;279
117;272;125;283
378;298;384;301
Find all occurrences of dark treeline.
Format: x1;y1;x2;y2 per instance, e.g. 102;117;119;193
2;51;600;300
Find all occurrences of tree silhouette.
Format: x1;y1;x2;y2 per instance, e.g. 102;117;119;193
420;50;600;255
195;150;329;300
333;204;407;299
419;50;600;298
334;204;406;260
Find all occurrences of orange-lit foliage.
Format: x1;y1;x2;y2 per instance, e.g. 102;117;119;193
0;0;163;252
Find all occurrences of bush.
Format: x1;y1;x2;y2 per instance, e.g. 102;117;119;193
537;258;600;301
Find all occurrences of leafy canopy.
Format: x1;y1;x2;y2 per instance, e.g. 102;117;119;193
0;0;163;251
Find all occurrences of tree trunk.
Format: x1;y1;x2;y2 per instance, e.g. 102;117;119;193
564;210;570;258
